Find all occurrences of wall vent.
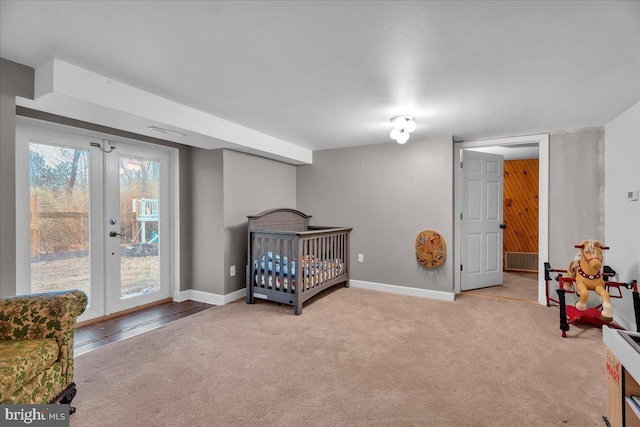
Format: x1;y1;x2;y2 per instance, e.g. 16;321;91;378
505;252;538;272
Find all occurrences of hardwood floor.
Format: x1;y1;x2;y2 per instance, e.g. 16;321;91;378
74;300;214;356
461;271;539;303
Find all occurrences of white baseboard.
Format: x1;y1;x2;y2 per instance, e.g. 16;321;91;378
173;288;246;306
349;279;455;302
175;282;456;306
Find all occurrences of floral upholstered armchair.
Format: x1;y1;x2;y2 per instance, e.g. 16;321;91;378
0;290;87;411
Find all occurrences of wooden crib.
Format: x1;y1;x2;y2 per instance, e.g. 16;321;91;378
246;208;352;315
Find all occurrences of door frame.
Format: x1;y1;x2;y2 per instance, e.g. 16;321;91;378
454;133;549;305
15;117;180;321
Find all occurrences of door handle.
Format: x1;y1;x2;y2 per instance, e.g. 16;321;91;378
109;231;125;237
499;224;507;229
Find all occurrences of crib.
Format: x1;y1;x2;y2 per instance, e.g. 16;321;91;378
246;208;352;315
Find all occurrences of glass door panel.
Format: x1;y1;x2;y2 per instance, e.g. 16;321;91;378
106;144;170;313
119;156;160;299
29;143;91;297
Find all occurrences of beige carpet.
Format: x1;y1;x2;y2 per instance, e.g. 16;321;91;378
71;286;607;427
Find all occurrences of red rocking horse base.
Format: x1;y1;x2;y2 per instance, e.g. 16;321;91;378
562;306;624;337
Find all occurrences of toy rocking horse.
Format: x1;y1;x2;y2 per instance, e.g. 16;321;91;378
544;241;640;337
566;239;612;321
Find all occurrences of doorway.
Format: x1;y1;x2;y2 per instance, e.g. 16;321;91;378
454;134;549;305
15;120;177;322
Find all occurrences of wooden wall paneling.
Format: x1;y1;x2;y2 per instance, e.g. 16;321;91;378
503;159;539;269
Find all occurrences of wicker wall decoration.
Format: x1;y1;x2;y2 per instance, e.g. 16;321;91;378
415;230;446;268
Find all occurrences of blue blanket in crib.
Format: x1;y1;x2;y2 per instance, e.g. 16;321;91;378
255;252;296;277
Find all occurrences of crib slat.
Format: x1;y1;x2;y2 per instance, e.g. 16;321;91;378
306;238;311;290
286;237;292;293
284;237;290;294
325;235;329;280
296;239;309;293
325;236;333;280
291;237;296;294
257;237;263;289
274;238;278;289
329;235;340;279
247;231;254;304
274;237;278;290
327;235;331;280
309;238;314;290
314;237;318;287
341;233;344;275
268;237;273;289
320;236;325;285
295;235;304;314
328;234;333;279
342;233;346;275
345;230;350;275
264;237;270;289
307;237;312;290
336;234;340;277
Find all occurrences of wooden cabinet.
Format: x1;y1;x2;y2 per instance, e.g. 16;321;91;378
604;327;640;427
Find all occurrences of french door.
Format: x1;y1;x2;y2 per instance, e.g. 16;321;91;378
16;121;173;322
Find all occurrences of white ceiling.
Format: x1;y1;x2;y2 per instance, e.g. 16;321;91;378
1;1;639;152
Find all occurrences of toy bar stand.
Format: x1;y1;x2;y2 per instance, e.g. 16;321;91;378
544;262;639;337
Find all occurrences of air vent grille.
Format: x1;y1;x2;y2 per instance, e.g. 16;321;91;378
505;252;538;272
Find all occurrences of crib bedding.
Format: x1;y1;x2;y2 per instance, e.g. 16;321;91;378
256;252;296;276
254;253;345;290
246;208;352;315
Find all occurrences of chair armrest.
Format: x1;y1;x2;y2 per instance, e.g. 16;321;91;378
0;290;88;342
0;290;88;385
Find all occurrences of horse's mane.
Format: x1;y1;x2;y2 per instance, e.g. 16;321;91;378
572;252;582;264
582;239;600;255
569;239;600;277
574;240;596;261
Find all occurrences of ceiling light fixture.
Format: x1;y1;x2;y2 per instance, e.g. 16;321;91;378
389;116;416;144
148;126;186;137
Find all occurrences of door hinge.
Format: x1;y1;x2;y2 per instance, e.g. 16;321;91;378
460;265;463;271
460;161;463;169
460;213;463;220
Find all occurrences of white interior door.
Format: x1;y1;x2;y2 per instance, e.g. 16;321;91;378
16;121;173;322
461;150;504;290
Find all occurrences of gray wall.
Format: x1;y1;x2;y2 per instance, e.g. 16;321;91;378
297;137;454;293
187;149;297;296
223;149;297;294
548;128;605;267
605;102;640;330
0;59;34;296
189;148;225;294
